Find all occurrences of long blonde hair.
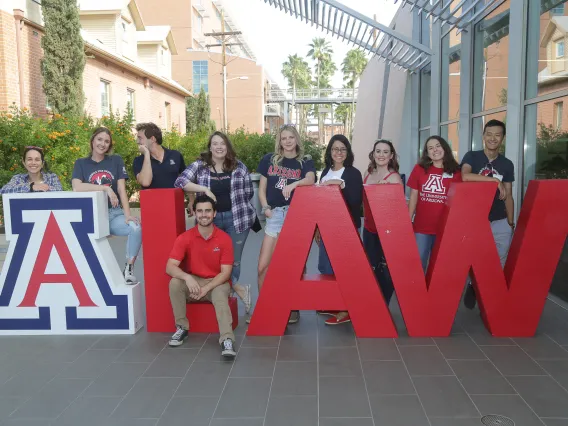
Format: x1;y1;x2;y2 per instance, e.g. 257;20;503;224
272;125;305;166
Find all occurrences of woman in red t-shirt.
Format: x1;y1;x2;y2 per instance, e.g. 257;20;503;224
407;135;461;270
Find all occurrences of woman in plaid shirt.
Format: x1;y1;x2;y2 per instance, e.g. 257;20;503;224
1;146;63;193
175;131;256;313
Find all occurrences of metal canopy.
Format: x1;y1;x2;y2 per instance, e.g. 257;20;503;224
262;0;432;72
393;0;500;35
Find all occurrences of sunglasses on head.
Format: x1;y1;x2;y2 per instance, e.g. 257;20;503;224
25;146;43;151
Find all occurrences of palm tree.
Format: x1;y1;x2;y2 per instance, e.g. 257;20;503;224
308;38;335;143
282;54;311;129
342;49;368;139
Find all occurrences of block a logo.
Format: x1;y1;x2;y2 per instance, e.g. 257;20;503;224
0;192;143;335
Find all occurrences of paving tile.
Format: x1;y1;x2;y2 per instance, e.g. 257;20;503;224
514;336;568;360
319;346;363;377
319;419;373;426
357;338;400;360
230;347;277;378
368;395;429;426
318;320;357;348
480;345;546;376
395;336;435;346
319;376;371;417
507;375;568;418
111;377;181;419
84;362;149;397
240;336;280;348
0;397;27;420
471;395;543;426
434;335;486;360
209;419;264;426
91;335;139;350
277;336;317;362
361;361;415;395
176;362;233;397
399;346;452;376
117;333;168;363
179;333;209;349
214;377;272;418
52;395;121;426
539;359;568;389
283;312;318;336
413;375;479;417
542;420;568;426
428;419;482;426
58;349;122;379
143;348;199;378
265;396;317;426
101;420;158;426
448;360;516;395
11;378;91;419
37;336;96;363
157;396;218;426
467;330;515;346
271;361;317;396
0;362;69;397
3;420;58;425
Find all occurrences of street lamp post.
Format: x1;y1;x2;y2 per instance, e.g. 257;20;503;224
223;75;248;131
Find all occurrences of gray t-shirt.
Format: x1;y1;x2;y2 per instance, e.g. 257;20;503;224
72;155;129;207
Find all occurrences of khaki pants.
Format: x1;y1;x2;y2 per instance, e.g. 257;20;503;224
169;276;234;344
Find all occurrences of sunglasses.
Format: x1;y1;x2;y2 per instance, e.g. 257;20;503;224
25;146;43;151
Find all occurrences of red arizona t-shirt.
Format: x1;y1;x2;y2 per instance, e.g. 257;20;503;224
407;165;462;235
169;225;234;278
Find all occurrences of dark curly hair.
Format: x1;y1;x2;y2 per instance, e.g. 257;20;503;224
418;135;460;174
324;134;354;168
199;131;238;172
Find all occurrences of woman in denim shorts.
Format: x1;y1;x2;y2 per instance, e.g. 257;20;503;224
254;125;316;324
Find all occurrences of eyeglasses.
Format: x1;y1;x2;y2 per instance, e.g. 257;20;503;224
331;148;348;153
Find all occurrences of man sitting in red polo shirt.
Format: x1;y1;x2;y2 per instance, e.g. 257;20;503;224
166;194;236;357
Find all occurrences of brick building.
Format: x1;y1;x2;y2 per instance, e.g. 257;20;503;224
0;0;190;132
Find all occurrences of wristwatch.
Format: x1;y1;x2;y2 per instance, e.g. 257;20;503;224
261;205;272;213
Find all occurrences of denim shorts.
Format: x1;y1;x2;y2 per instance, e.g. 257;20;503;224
265;206;289;238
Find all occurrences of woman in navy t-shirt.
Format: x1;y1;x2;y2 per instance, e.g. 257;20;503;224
254;125;316;324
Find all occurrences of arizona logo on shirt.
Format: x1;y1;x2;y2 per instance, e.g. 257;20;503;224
0;192;143;334
422;174;446;195
89;170;114;186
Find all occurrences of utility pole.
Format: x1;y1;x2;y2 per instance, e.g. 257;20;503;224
205;10;242;132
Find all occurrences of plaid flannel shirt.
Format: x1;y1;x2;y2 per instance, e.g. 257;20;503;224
175;159;256;233
0;172;63;194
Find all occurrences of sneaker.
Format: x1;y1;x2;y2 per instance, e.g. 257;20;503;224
124;263;137;285
245;316;251;324
288;310;300;324
168;326;188;347
464;284;477;310
325;314;351;325
221;338;237;358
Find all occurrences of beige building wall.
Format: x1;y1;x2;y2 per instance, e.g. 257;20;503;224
137;0;266;134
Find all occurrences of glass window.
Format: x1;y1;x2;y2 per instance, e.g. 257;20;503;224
440;122;459;159
100;80;110;117
552;5;565;15
441;28;461;122
127;89;135;118
472;1;510;113
419;128;431;155
472;111;507;152
192;60;208;94
526;0;568;100
420;64;431;128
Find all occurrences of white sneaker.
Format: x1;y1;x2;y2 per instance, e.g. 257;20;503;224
221;338;237;358
124;263;137;285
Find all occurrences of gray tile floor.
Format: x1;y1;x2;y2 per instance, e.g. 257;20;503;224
1;228;568;425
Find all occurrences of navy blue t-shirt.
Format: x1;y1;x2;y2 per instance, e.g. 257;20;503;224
257;153;316;207
461;150;514;222
133;148;185;189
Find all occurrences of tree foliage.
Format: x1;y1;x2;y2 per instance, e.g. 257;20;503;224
41;0;86;116
307;38;335;143
341;49;368;138
186;89;216;134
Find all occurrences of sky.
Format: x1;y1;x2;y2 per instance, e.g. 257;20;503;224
221;0;400;89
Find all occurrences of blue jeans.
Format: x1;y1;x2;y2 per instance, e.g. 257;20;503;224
108;207;142;261
415;233;436;271
214;210;250;284
363;228;394;305
318;240;334;275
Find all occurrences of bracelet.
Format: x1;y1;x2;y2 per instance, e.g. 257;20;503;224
261;205;271;213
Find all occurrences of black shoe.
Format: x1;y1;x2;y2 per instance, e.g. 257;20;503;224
464;285;477;310
288;310;300;324
168;326;188;347
221;338;237;358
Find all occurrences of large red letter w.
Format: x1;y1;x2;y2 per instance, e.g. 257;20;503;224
247;185;396;337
